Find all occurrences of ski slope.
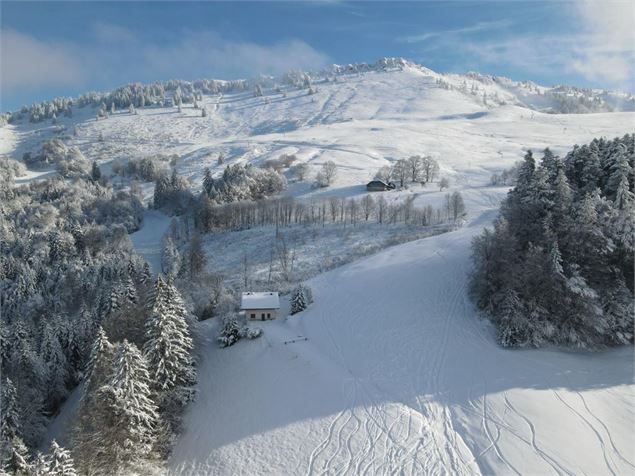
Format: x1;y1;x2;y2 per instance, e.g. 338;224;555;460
170;187;634;475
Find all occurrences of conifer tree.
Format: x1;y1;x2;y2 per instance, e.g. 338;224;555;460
4;437;31;475
40;325;69;409
45;440;77;476
104;340;158;469
83;326;113;396
0;378;21;466
144;278;195;398
290;284;313;314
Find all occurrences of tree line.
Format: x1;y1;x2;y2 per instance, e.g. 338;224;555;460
195;190;465;233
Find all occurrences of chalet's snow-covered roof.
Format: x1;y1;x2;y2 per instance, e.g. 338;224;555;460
241;292;280;310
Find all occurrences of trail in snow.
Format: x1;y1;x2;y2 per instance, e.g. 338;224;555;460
129;210;171;273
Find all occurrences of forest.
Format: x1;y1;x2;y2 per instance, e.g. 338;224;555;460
0;160;196;474
470;135;634;348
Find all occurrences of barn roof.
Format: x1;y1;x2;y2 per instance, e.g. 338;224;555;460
241;292;280;310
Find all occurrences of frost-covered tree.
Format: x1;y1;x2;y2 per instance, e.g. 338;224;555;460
91;162;101;182
471;136;634;348
0;378;21;467
45;440;77;476
290;284;313;314
101;341;158;472
421;156;440;184
406;156;424;182
40;324;69;410
291;163;310;181
3;437;31;475
391;159;409;188
374;166;392;183
217;313;241;348
439;177;449;191
449;191;466;221
316;161;337;187
161;237;181;277
188;233;206;278
82;327;114;396
143;276;195;405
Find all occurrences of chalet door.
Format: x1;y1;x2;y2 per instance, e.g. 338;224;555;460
261;313;265;321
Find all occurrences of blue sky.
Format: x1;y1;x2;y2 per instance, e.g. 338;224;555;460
1;1;633;110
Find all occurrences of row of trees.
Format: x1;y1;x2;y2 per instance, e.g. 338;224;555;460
195;190;465;233
375;156;440;187
470;136;634;348
8;78;252;124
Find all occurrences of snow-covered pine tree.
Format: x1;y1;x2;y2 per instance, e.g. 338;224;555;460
123;275;138;305
290;284;313;314
0;378;21;466
40;324;69;409
83;326;114;397
188;232;206;278
202;168;214;196
3;437;31;475
143;278;195;398
31;453;48;476
217;313;241;348
102;340;158;470
5;323;47;448
140;262;152;286
161;237;181;277
45;440;77;476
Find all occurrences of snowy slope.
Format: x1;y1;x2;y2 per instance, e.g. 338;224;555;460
170;190;634;475
4;61;634;201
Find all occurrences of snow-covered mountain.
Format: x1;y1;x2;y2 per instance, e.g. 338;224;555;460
4;57;634;196
3;58;634;475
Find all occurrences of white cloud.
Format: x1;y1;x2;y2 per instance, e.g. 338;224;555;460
0;25;330;99
0;29;86;92
414;1;634;90
569;0;635;86
401;20;513;44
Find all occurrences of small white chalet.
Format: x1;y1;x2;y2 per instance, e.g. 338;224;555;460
241;292;280;321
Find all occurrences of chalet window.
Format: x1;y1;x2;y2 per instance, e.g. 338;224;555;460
267;313;271;319
250;313;255;319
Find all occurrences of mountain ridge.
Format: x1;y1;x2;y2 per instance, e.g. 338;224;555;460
3;57;634;125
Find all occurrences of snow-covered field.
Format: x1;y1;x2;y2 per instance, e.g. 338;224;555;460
4;60;634;474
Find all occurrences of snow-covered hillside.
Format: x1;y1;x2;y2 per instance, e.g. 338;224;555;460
3;59;634;475
170;192;634;475
4;58;634;200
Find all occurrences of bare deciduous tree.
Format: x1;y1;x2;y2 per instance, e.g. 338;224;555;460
361;194;376;221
